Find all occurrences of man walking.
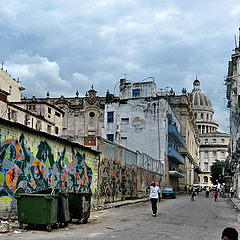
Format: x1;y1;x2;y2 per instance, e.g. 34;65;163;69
149;182;160;217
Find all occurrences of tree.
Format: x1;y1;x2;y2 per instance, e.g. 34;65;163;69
210;160;225;185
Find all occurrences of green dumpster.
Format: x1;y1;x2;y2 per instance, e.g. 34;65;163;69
68;192;91;224
15;189;59;232
36;188;70;227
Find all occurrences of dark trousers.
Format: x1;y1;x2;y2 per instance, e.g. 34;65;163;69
151;198;158;214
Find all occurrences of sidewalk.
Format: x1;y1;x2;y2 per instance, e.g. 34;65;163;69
228;197;240;212
92;197;149;211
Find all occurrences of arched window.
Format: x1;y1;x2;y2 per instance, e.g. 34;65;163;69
201;113;204;120
203;176;208;183
207;114;209;120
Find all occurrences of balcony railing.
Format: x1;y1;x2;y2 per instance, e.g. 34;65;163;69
168;123;185;147
168;146;185;164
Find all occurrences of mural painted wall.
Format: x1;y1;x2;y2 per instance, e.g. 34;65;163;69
0;119;99;217
98;157;162;203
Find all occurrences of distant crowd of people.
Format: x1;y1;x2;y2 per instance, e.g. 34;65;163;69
184;184;236;202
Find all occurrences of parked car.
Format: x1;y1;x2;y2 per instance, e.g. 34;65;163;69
162;186;176;199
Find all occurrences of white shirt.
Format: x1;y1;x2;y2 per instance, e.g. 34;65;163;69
149;186;160;199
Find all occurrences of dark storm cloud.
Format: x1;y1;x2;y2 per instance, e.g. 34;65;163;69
1;0;239;131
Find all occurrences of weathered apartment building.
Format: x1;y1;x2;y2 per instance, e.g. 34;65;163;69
225;38;240;198
102;79;200;189
0;68;64;136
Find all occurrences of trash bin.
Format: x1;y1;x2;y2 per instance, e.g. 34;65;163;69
68;192;91;224
57;190;70;227
15;188;59;232
34;188;70;228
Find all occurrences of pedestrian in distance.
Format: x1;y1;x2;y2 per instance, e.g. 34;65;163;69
206;187;210;198
230;186;235;198
190;188;196;201
189;185;193;196
149;181;160;217
213;189;219;202
184;184;188;194
221;227;238;240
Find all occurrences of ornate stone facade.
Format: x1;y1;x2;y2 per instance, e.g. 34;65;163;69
191;79;230;186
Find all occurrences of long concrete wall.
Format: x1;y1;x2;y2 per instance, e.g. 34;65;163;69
0;118;162;219
97;138;163;203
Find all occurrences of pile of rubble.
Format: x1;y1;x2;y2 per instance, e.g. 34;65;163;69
0;220;19;233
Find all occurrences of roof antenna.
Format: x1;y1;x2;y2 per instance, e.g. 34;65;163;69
1;61;3;70
196;73;198;80
234;34;237;49
239;27;240;48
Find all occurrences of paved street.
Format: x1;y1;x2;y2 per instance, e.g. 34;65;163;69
2;192;240;240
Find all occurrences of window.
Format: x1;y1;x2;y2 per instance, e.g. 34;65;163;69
48;107;51;114
221;139;225;143
36;121;42;130
132;89;140;97
221;151;225;159
204;151;208;158
10;110;17;122
206;114;209;120
204;162;208;171
213;139;216;143
47;125;52;134
212;151;216;157
9;86;12;94
107;134;114;142
203;176;208;183
107;112;114;123
204;139;208;144
55;111;61;117
200;113;204;120
89;112;95;118
121;118;129;125
55;127;59;135
194;113;197;119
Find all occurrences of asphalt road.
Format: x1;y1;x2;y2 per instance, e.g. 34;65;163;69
2;192;240;240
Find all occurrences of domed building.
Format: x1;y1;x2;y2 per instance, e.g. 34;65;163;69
191;78;230;186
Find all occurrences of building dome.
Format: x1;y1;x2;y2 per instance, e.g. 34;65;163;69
191;78;218;134
192;79;213;111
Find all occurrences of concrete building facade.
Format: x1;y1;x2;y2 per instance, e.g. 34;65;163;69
103;80;186;189
167;92;200;189
225;43;240;198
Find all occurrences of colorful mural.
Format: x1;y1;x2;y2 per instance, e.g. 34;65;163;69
0;134;93;201
98;158;161;202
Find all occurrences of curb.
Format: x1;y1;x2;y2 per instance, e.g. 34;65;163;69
92;198;149;211
228;197;240;212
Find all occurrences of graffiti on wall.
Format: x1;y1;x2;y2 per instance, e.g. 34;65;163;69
99;158;161;201
0;134;93;200
99;159;138;199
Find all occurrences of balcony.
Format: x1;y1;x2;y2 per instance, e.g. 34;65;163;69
169;168;185;178
168;146;185;164
168;123;185;147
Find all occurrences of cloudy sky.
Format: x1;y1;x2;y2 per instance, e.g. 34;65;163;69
1;0;239;132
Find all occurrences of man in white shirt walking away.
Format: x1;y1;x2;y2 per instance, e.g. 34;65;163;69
149;181;161;217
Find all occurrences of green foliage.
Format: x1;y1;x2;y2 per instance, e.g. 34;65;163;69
210;160;225;185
